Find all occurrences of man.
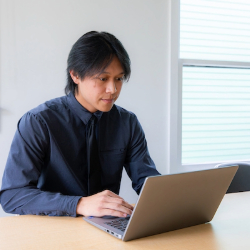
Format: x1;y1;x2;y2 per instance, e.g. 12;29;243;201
0;31;160;217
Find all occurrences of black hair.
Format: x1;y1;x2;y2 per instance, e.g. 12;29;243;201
65;31;131;94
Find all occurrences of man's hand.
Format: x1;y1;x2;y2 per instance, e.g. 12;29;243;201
76;190;134;217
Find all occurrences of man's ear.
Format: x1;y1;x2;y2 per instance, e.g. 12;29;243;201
69;70;80;84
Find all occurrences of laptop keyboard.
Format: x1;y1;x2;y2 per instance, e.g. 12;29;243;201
104;217;130;232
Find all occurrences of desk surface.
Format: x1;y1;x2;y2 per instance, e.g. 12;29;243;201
1;192;250;250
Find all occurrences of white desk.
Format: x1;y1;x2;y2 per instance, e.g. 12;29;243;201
0;192;250;250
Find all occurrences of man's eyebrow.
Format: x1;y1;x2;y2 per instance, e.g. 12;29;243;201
100;71;125;75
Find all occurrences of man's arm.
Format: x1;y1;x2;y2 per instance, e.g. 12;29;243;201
0;112;133;217
0;112;81;216
124;114;161;194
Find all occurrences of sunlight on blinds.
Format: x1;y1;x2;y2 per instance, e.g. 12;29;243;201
182;66;250;164
180;0;250;62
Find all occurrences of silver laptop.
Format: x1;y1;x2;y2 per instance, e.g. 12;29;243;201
83;166;238;241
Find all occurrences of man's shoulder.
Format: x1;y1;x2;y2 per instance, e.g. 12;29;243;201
28;96;68;117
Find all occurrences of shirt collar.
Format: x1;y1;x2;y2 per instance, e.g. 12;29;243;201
66;92;103;124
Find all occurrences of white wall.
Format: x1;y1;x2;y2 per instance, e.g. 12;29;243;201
0;0;170;217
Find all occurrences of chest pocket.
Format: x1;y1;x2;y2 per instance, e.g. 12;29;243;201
100;148;126;170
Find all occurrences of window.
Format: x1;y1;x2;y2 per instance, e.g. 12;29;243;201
169;0;250;171
182;66;250;164
180;0;250;62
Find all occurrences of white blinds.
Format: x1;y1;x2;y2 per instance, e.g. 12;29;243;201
180;0;250;62
182;66;250;164
180;0;250;164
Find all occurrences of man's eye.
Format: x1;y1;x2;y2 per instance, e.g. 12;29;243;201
99;78;107;81
117;77;125;81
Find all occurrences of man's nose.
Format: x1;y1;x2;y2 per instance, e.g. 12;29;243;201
106;80;117;94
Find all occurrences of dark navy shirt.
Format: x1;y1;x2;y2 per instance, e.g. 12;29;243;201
0;93;159;216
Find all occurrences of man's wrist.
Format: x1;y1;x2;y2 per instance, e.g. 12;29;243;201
76;197;85;215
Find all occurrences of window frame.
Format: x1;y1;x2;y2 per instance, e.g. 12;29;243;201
168;0;250;173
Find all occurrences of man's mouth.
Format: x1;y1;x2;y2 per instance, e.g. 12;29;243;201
101;98;115;103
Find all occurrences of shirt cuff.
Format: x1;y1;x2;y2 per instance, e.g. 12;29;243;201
60;195;82;217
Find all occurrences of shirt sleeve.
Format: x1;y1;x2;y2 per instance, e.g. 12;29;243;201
124;114;161;194
0;112;82;216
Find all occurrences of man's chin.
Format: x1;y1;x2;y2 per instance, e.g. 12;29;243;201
98;104;114;112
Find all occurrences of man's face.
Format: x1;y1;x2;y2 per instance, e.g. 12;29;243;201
71;56;124;113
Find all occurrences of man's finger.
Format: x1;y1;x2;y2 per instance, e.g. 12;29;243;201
100;193;134;211
100;208;129;218
98;190;134;210
101;199;133;215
